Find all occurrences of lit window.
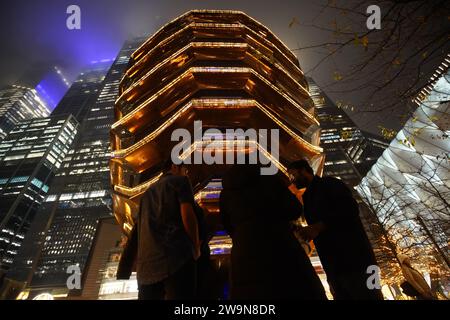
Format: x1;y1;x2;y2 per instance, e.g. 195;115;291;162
60;193;73;201
27;152;45;159
4;154;26;161
45;195;57;202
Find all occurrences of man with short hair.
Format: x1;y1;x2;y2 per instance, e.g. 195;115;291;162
136;159;200;300
288;159;383;300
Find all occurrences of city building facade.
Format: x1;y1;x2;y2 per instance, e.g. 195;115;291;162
346;130;390;177
0;85;50;141
306;77;364;184
0;115;78;273
18;62;71;111
7;39;147;299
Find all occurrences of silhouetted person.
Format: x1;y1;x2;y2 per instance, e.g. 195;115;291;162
219;164;327;299
288;159;383;300
118;160;200;300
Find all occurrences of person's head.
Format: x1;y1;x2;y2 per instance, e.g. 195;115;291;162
162;158;189;177
222;163;261;190
287;159;315;189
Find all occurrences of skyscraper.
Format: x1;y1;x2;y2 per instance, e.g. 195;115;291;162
3;62;112;288
0;115;78;273
8;39;146;299
18;62;71;111
0;86;50;141
346;130;390;177
50;61;112;122
306;77;364;185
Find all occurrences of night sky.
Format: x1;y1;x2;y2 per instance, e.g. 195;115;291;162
0;0;446;134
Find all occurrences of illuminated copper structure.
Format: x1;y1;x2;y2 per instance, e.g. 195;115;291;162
110;10;324;234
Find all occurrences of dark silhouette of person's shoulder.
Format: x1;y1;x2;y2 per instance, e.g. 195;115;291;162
321;176;350;193
141;174;182;200
160;173;188;188
321;176;345;185
161;173;180;183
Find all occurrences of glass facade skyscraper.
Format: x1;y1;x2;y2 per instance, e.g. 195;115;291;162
346;130;390;177
18;63;71;111
50;62;112;122
3;62;112;288
307;77;390;182
0;115;78;273
5;39;146;298
0;86;50;141
306;77;364;186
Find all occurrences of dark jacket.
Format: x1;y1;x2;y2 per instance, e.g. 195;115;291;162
302;176;378;278
219;165;327;299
